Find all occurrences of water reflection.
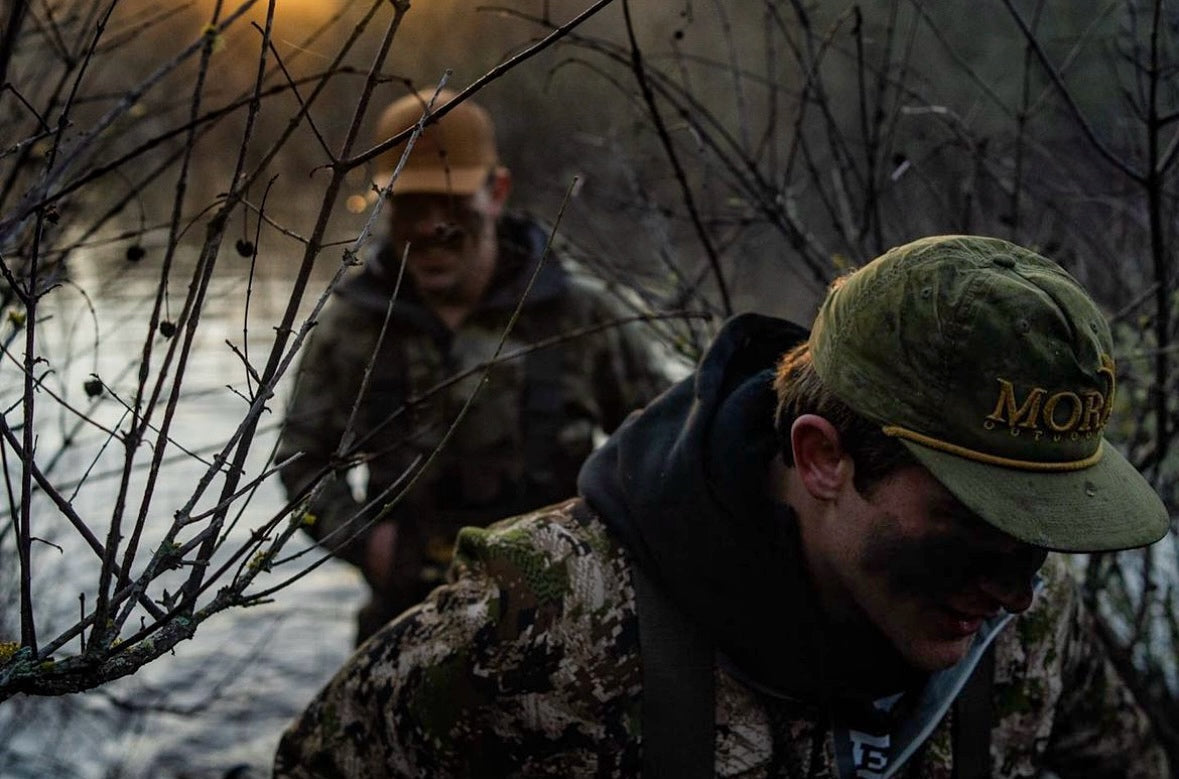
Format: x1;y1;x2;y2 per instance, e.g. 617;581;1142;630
2;565;362;778
0;253;364;778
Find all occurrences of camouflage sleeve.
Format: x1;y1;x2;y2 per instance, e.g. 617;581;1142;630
272;503;643;778
277;308;369;568
1040;571;1171;778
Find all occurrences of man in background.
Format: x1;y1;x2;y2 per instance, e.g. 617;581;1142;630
276;235;1170;777
277;88;667;644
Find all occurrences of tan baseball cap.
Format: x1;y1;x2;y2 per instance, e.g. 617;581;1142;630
809;235;1170;552
373;88;500;196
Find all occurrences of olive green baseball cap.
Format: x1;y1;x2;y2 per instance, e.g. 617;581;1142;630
809;235;1169;552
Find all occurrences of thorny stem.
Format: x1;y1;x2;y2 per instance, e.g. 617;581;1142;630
17;218;40;652
100;1;402;635
781;13;851;264
0;1;29;91
115;1;283;633
998;0;1142;183
1007;2;1043;241
0;415;148;603
0;2;261;240
15;0;126;653
238;177;278;402
496;3;830;286
340;246;408;457
711;0;750;152
350;0;620;170
1145;0;1172;478
851;7;875;248
120;35;272;604
621;0;732;316
175;0;405;617
855;0;901;254
94;0;241;651
19;69;364;223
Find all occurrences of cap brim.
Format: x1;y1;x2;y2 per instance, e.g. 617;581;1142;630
898;438;1170;552
376;166;487;196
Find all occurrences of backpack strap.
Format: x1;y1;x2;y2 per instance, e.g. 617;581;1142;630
630;560;716;779
951;643;994;779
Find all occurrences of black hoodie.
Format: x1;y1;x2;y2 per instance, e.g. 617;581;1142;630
578;312;926;706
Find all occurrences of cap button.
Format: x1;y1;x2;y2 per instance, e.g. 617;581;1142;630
993;254;1016;269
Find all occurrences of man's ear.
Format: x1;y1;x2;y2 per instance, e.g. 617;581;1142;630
487;166;512;215
790;414;853;500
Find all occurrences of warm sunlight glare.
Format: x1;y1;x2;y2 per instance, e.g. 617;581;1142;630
193;0;350;29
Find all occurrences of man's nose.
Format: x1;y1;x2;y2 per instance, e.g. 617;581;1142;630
978;571;1036;614
408;207;453;237
977;547;1046;614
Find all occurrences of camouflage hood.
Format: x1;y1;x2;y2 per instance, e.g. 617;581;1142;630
579;313;925;702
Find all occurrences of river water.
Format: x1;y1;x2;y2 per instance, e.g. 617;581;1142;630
0;248;366;778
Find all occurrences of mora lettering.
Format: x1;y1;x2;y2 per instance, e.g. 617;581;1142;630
984;355;1116;436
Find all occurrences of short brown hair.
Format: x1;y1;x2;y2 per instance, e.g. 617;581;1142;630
772;341;915;495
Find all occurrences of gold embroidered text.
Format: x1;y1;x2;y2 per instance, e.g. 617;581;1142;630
985;356;1116;436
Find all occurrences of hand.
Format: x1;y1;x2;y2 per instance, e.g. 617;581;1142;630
363;521;399;591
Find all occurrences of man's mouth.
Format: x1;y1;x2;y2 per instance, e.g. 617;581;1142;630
934;605;990;638
408;248;456;270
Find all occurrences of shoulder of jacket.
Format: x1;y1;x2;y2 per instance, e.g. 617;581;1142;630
311;294;375;332
453;499;624;568
452;499;632;609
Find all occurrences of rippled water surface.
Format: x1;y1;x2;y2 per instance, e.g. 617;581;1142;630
0;253;366;777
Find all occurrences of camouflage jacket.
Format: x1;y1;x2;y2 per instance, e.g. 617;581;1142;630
277;214;668;586
273;499;1169;778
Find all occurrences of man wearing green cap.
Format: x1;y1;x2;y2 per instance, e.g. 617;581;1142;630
275;235;1171;777
277;88;668;644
